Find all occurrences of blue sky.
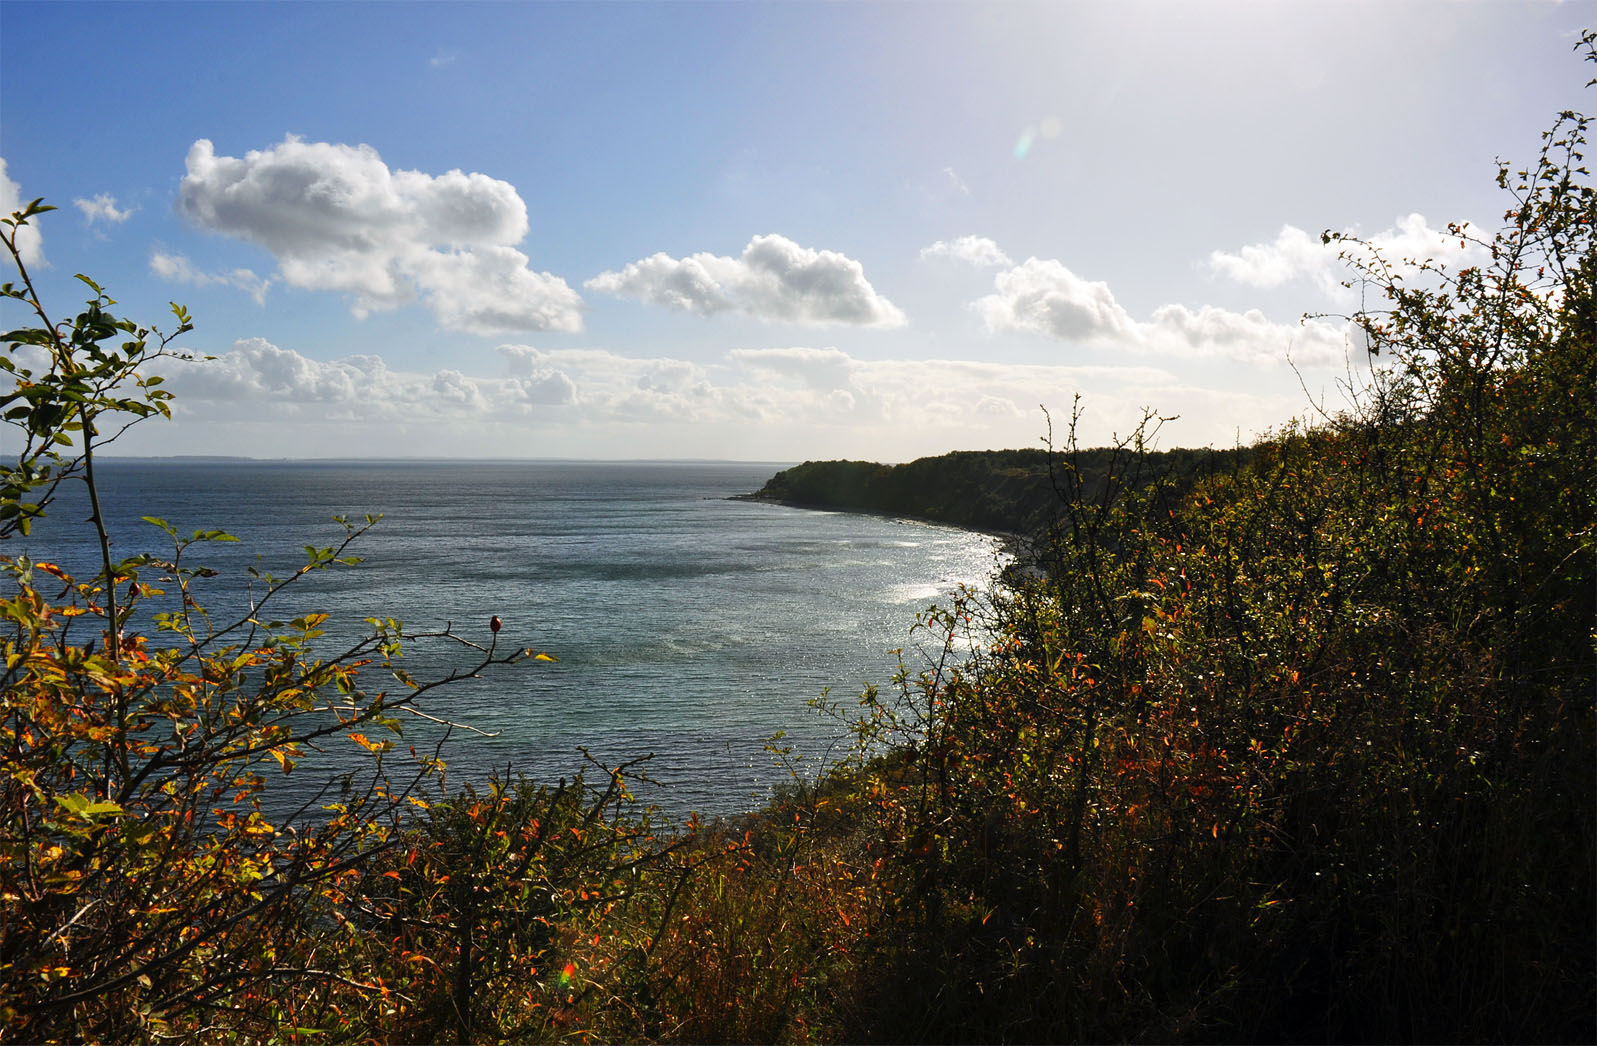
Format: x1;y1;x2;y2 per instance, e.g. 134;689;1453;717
1;1;1589;461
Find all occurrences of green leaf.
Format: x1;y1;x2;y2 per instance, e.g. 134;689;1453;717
50;794;121;819
1;327;55;346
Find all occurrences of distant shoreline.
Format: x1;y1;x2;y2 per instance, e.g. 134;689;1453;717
97;455;801;467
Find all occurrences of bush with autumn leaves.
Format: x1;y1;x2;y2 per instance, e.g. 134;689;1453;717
0;200;678;1043
583;54;1592;1042
3;37;1593;1044
803;76;1593;1041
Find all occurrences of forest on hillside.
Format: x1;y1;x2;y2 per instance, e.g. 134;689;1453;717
751;444;1251;538
2;36;1593;1045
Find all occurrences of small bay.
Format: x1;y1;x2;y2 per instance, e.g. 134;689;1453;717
15;460;1006;818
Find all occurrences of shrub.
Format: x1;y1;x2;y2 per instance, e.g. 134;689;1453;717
0;201;539;1040
821;40;1595;1042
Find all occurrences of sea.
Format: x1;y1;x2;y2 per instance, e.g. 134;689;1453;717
10;460;1007;820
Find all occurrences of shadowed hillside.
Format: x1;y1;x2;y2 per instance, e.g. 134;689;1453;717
750;445;1251;537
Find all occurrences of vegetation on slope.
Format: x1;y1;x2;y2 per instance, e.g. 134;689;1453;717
750;444;1249;538
2;35;1593;1044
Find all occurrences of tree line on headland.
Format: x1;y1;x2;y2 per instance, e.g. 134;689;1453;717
749;444;1249;538
3;37;1593;1044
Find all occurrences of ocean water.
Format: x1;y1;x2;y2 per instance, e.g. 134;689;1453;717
12;460;1006;818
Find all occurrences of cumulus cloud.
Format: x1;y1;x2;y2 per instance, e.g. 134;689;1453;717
176;136;583;334
170;338;386;403
0;158;45;267
976;258;1137;342
498;343;759;421
429;368;489;411
166;338;523;425
404;245;585;334
977;256;1348;366
1208;214;1488;295
514;369;579;406
175;339;744;427
1365;213;1490;267
74;193;134;225
920;235;1012;268
1147;304;1346;366
1206;224;1328;289
973;394;1025;417
587;234;906;328
150;250;271;305
496;344;580;406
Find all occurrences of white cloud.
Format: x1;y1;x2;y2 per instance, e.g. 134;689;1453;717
0;158;46;267
74;193;134;225
973;394;1024;417
920;235;1012;268
728;346;1179;430
496;344;580;406
1208;214;1489;295
943;167;970;196
1206;224;1328;289
166;338;508;422
171;339;1169;438
585;252;733;316
170;338;385;404
177;136;582;334
150;250;271;305
587;234;906;328
514;369;579;406
137;335;1308;459
1366;213;1490;267
1147;304;1346;366
498;343;761;421
429;368;489;411
404;245;585;335
976;258;1137;342
977;256;1349;366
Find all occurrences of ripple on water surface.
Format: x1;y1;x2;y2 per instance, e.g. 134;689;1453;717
19;460;1008;818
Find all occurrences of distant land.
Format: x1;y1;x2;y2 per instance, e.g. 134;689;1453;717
102;455;264;463
747;446;1253;538
99;455;795;466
